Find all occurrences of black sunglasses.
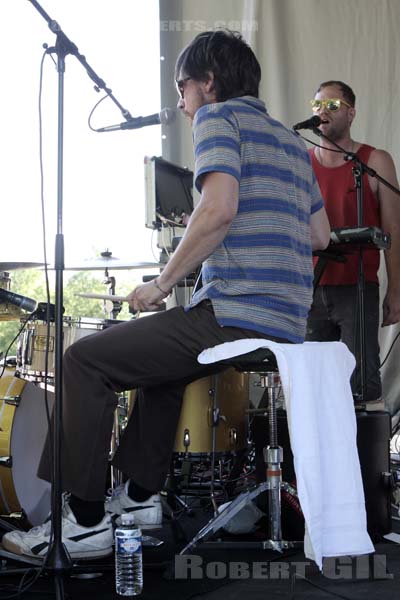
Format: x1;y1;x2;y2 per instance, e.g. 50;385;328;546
175;77;192;99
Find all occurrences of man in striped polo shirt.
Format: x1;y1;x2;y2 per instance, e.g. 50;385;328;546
3;30;329;559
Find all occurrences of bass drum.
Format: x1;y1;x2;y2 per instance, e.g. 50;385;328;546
0;369;53;526
174;368;249;454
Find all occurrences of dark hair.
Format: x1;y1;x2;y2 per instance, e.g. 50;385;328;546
175;29;261;102
316;80;356;107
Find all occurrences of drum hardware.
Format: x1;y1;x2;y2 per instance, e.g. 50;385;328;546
2;395;21;406
246;407;269;415
229;429;238;446
163;463;194;525
109;390;133;489
182;429;190;450
209;375;220;514
103;272;122;320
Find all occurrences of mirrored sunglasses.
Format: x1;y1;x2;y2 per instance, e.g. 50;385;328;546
310;98;352;112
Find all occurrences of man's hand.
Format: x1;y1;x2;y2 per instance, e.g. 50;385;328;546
382;287;400;326
127;280;169;312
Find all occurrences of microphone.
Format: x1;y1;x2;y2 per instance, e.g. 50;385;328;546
0;289;37;312
97;107;176;132
293;115;322;131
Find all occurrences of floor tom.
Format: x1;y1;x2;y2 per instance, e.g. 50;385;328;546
174;368;249;454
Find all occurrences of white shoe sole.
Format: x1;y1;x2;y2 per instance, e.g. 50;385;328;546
2;537;113;560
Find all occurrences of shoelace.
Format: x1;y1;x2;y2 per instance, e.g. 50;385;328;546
29;493;71;536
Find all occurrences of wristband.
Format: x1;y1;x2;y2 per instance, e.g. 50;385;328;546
153;278;170;295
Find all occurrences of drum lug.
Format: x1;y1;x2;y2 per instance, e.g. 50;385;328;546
229;428;238;447
1;395;21;406
8;511;24;520
183;428;191;449
207;407;222;426
0;456;12;468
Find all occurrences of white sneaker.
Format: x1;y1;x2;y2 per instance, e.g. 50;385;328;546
1;504;113;560
105;482;162;530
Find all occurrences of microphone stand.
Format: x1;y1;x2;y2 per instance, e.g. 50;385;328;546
20;1;136;595
308;124;400;403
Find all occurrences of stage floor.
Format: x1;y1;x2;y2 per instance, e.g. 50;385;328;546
1;505;400;600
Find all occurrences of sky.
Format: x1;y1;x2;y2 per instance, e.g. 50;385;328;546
0;0;165;272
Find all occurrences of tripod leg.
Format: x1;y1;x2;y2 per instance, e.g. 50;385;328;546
264;446;283;542
263;372;284;545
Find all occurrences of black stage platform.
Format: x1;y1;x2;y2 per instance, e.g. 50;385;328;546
1;503;400;600
1;410;399;599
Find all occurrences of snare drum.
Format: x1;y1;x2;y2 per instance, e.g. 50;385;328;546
16;317;115;383
174;368;249;453
0;369;54;525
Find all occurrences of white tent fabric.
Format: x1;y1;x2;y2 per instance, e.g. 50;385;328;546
160;0;400;416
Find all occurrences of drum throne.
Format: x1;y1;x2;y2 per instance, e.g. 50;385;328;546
180;346;302;554
180;339;374;573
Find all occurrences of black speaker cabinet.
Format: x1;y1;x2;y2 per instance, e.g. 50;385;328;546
251;409;391;541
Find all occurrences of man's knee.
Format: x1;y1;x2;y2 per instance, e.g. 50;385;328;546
64;339;89;372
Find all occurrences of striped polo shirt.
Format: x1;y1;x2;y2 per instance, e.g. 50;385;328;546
188;96;324;343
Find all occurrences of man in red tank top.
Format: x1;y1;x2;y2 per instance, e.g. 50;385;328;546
306;81;400;402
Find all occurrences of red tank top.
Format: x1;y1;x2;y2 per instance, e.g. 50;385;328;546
310;144;381;285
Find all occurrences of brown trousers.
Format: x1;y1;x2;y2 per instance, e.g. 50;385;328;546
38;301;275;501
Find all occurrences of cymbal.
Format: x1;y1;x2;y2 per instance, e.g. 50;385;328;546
65;257;160;271
75;292;130;302
0;261;45;271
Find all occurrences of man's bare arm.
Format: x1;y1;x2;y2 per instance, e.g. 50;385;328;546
130;172;239;311
310;206;331;250
370;149;400;326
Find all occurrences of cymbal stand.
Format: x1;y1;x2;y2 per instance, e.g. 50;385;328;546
209;374;220;515
102;268;122;320
22;2;137;596
307;126;400;402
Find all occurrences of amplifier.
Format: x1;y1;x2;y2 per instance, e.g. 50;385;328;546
251;409;391;541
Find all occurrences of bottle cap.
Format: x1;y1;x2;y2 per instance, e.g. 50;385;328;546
120;513;135;525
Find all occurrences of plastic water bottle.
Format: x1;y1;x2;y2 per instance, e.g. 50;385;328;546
115;513;143;596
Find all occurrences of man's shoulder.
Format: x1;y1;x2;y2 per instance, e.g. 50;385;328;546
193;97;268;139
357;143;375;159
367;146;397;185
196;96;265;119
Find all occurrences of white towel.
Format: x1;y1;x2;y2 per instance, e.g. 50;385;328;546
198;339;374;569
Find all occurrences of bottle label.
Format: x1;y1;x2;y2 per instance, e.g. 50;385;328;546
116;536;142;554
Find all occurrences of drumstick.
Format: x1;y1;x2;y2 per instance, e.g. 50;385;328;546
75;292;130;302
